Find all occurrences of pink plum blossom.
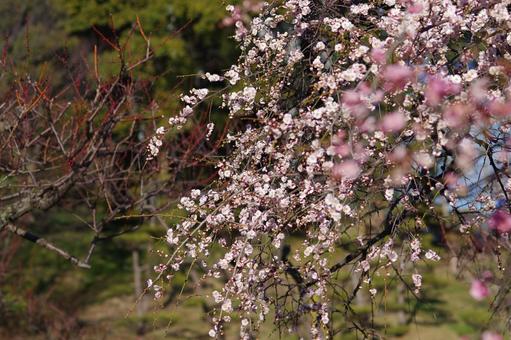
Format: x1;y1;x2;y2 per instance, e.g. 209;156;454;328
488;210;511;233
482;331;503;340
382;64;414;92
370;48;387;64
425;76;461;106
342;90;362;106
488;100;511;117
443;104;469;128
381;111;406;133
332;160;361;181
470;280;489;301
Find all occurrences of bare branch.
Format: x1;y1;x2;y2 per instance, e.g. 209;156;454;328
4;223;90;269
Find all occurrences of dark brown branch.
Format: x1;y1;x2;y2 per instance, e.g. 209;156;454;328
487;146;511;213
4;223;90;269
329;196;405;274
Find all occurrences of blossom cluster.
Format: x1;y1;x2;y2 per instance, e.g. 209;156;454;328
149;0;511;338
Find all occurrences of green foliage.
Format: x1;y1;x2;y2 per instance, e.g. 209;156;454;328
0;292;26;321
459;308;491;330
449;322;479;336
385;324;410;337
50;0;238;91
122;310;178;331
0;1;74;92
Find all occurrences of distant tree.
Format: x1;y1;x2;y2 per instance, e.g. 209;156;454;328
0;12;222;268
0;1;250;337
50;0;241;110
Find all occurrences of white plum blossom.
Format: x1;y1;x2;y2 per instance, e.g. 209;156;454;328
425;250;441;261
166;229;179;245
204;72;223;82
146;1;511;337
412;273;422;292
221;298;233;312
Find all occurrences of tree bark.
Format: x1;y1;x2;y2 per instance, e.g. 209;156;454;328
132;249;146;335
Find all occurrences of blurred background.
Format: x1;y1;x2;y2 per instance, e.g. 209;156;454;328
0;1;505;339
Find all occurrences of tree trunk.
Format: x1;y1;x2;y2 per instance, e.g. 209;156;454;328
132;249;146;334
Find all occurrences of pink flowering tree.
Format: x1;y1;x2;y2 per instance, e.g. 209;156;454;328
149;0;511;338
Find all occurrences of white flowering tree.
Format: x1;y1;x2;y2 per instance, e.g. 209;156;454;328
148;0;511;338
